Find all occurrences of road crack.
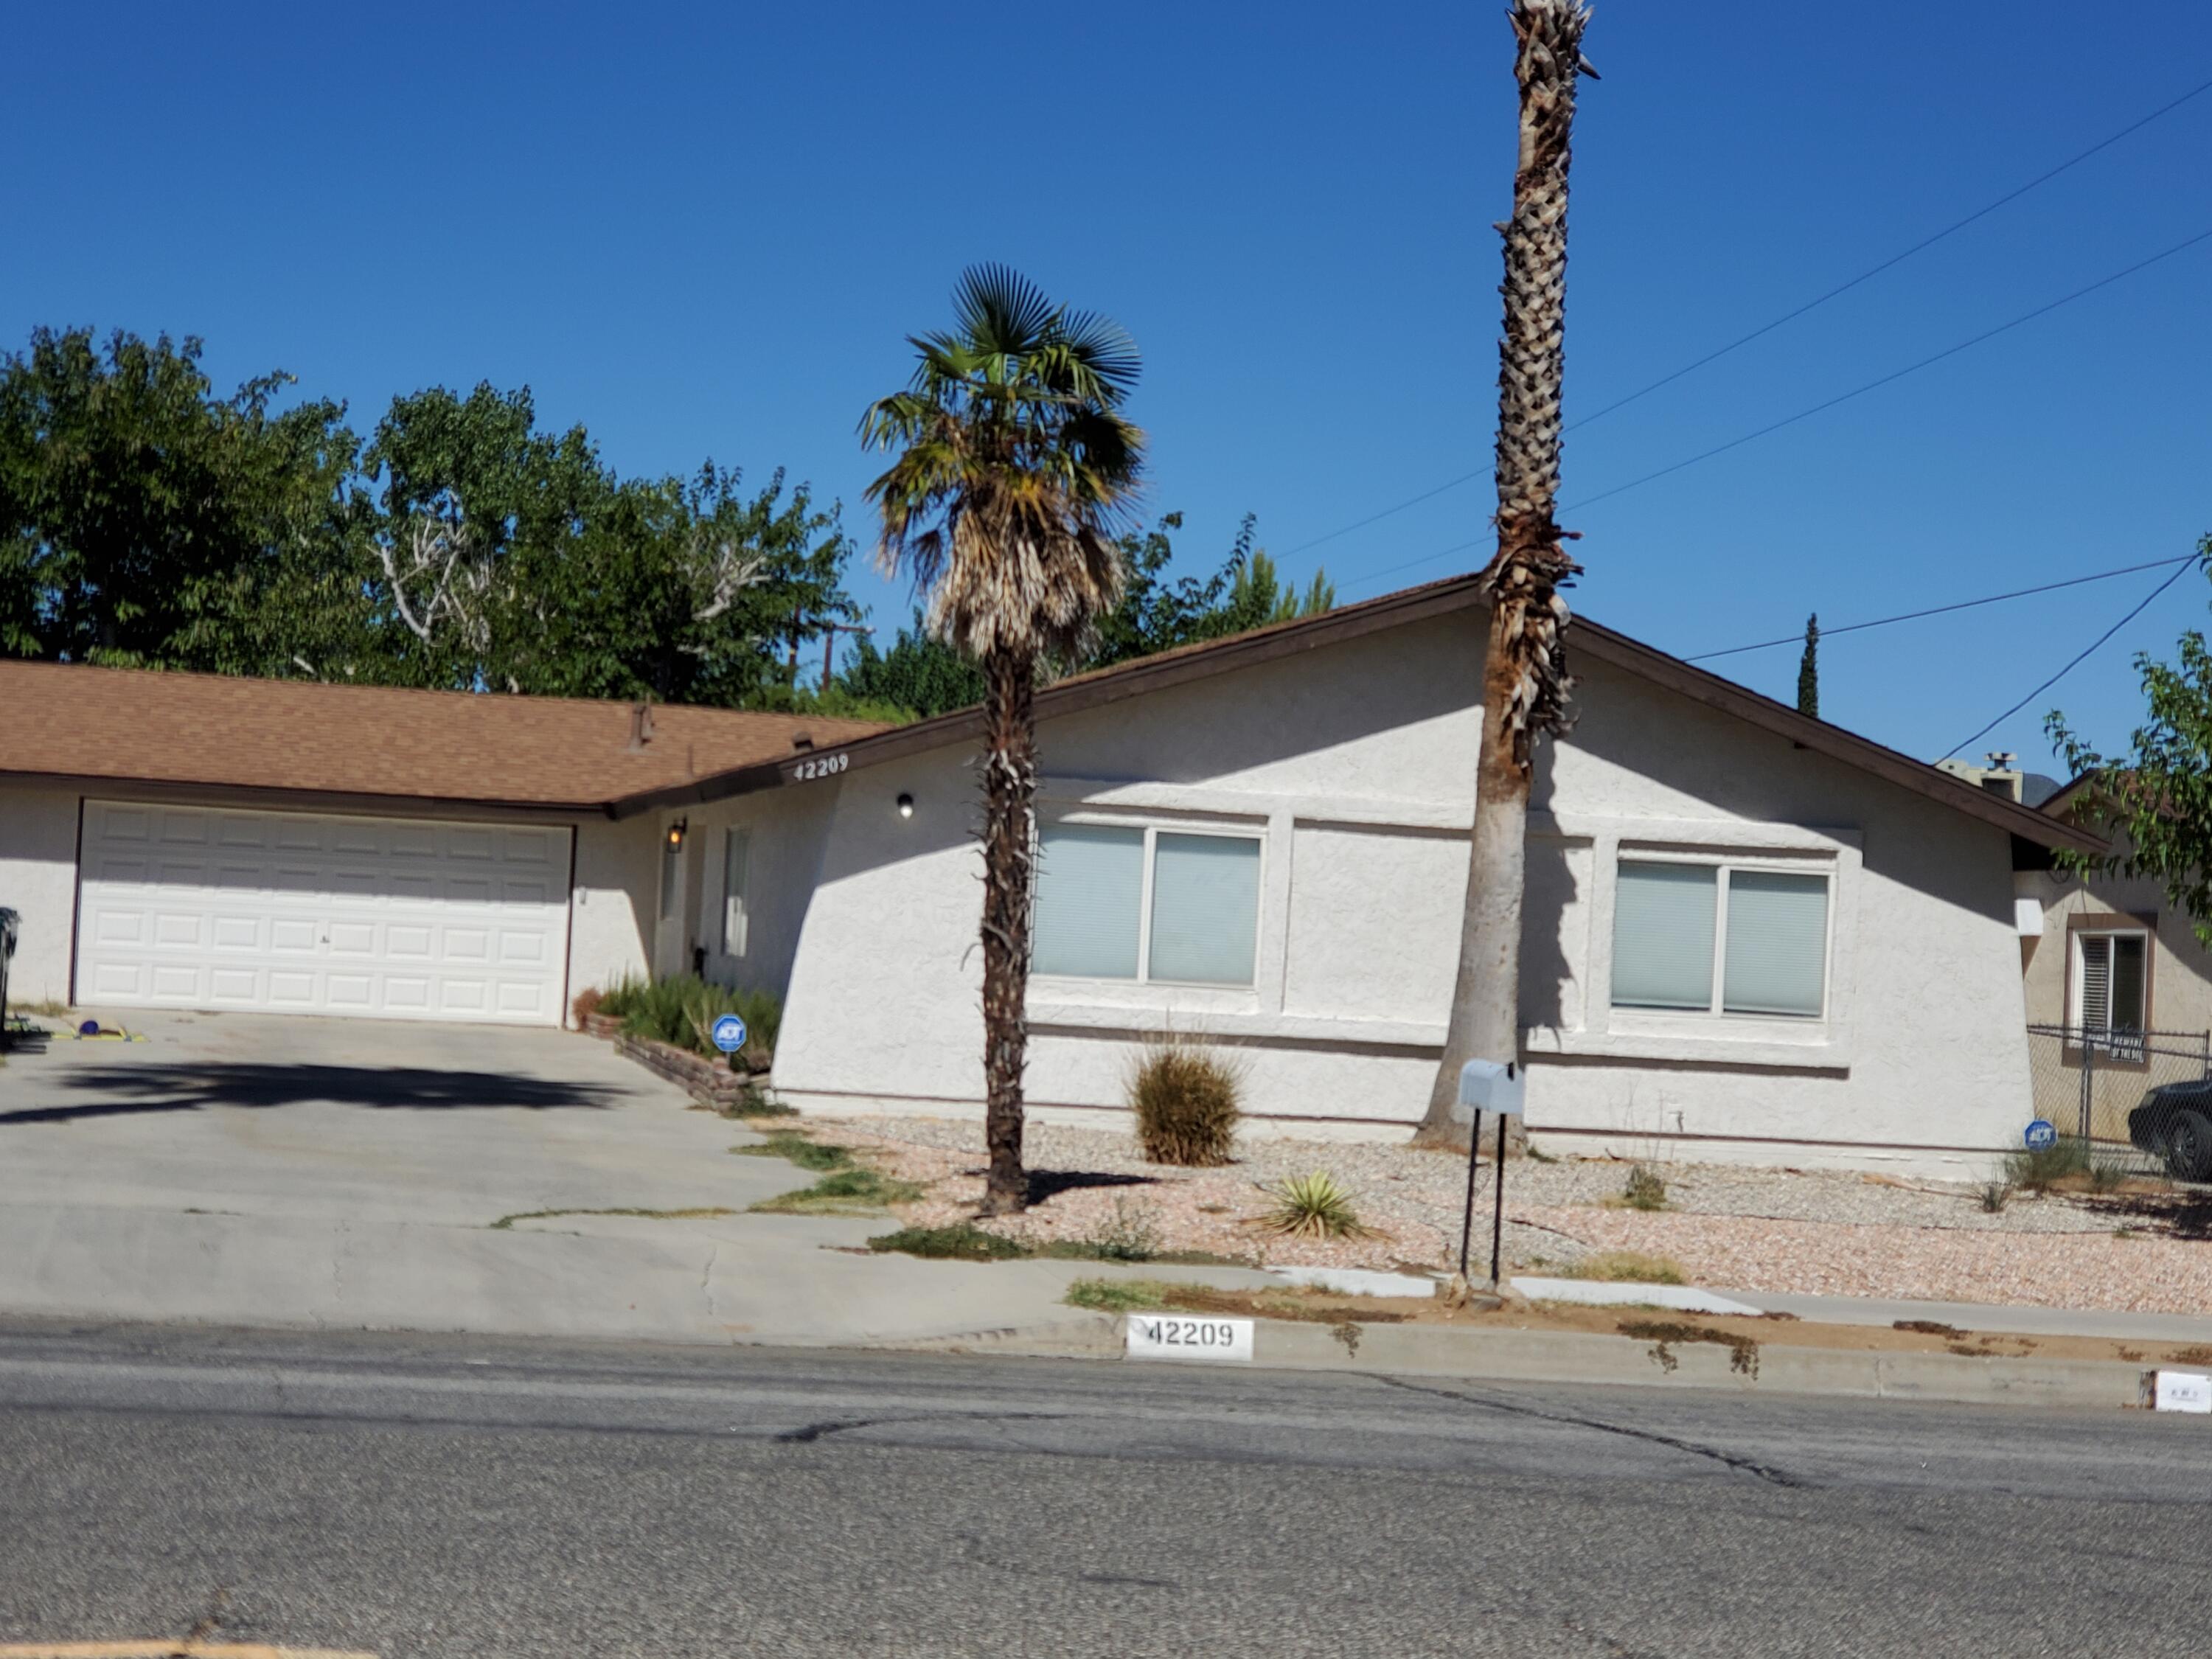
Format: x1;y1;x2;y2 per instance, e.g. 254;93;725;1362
776;1409;1069;1444
1366;1373;1811;1488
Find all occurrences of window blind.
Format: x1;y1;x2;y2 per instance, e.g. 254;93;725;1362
2080;933;2147;1032
1147;833;1262;985
1722;870;1828;1017
1032;824;1144;979
1612;863;1717;1010
2079;935;2112;1029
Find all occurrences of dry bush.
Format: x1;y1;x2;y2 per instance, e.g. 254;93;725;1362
1128;1037;1242;1166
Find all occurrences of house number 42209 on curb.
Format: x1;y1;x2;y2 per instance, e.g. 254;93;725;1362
793;753;848;780
1126;1314;1254;1364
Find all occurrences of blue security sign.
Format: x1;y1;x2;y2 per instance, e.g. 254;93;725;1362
2024;1119;2059;1152
711;1013;748;1054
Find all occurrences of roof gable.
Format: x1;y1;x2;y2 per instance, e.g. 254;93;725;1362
623;572;2100;855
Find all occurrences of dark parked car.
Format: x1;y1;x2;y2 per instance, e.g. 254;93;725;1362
2129;1082;2212;1180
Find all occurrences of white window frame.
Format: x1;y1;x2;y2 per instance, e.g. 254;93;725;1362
1030;818;1267;990
1609;851;1833;1022
721;827;751;958
2070;925;2149;1060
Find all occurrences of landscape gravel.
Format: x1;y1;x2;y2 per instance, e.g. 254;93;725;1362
814;1114;2212;1312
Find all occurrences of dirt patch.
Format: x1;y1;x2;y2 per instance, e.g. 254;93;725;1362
1618;1317;1759;1378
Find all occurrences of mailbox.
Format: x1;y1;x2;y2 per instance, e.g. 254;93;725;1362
1452;1057;1525;1126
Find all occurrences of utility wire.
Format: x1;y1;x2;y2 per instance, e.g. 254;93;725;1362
1564;223;2212;515
1566;74;2212;433
1684;555;2199;662
1940;557;2202;762
1276;77;2212;564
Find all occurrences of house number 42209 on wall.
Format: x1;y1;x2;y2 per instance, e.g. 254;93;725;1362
793;752;848;781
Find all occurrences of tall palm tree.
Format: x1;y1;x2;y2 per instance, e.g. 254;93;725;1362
861;265;1144;1214
1416;0;1593;1150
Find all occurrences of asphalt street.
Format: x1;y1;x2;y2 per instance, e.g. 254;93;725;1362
0;1319;2207;1658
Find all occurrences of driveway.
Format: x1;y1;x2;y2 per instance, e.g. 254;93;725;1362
0;1010;1152;1346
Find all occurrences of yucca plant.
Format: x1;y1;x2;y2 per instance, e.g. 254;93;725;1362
1256;1172;1373;1240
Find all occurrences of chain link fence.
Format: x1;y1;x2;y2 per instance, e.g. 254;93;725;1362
2026;1023;2212;1178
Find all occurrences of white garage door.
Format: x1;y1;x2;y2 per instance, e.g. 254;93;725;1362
76;801;574;1026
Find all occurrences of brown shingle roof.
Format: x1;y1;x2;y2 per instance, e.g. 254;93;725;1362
0;659;888;813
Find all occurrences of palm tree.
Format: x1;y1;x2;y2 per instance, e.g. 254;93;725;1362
861;265;1145;1214
1416;0;1593;1150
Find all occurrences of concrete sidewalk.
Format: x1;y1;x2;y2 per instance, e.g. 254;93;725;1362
4;1009;2207;1399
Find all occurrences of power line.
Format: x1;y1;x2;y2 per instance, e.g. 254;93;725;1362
1276;76;2212;563
1338;535;1489;597
1564;223;2212;515
1940;557;2202;762
1565;74;2212;433
1684;555;2200;662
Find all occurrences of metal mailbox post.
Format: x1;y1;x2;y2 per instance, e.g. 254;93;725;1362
1453;1059;1526;1288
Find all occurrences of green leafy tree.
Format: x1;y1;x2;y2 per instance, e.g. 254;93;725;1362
840;609;987;720
0;327;363;671
2048;540;2212;945
357;384;856;702
861;265;1145;1214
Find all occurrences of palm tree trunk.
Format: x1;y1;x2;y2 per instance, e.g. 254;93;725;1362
976;644;1036;1214
1416;0;1590;1151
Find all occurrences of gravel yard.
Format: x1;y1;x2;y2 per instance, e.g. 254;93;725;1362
813;1114;2212;1315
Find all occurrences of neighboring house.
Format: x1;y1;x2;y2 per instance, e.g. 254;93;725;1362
0;575;2095;1178
639;574;2090;1178
2018;778;2212;1138
0;659;883;1025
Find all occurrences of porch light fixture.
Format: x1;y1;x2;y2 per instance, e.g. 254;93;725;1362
667;818;688;851
897;793;914;820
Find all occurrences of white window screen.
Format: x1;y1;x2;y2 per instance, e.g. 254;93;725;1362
1612;863;1717;1009
722;829;751;956
1032;825;1144;978
1722;870;1829;1017
1147;833;1262;985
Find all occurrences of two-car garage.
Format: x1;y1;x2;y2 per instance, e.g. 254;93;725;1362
0;656;885;1029
74;801;574;1026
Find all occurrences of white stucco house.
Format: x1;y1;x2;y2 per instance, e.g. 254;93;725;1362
634;574;2094;1178
0;573;2093;1176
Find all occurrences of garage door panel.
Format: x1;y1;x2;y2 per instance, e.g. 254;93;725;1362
78;802;572;1027
209;967;261;1001
211;915;262;950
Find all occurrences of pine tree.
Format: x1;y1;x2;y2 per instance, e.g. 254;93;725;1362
1797;613;1819;717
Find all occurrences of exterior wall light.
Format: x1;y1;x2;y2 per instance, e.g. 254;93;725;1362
897;793;915;819
667;818;687;851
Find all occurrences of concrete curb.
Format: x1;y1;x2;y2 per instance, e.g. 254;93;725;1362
889;1311;2166;1411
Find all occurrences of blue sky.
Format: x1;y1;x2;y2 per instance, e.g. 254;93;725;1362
6;1;2209;771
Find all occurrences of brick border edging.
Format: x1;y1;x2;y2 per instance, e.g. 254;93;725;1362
610;1031;769;1109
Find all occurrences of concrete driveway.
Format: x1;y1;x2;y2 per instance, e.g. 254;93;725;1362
0;1010;1140;1346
